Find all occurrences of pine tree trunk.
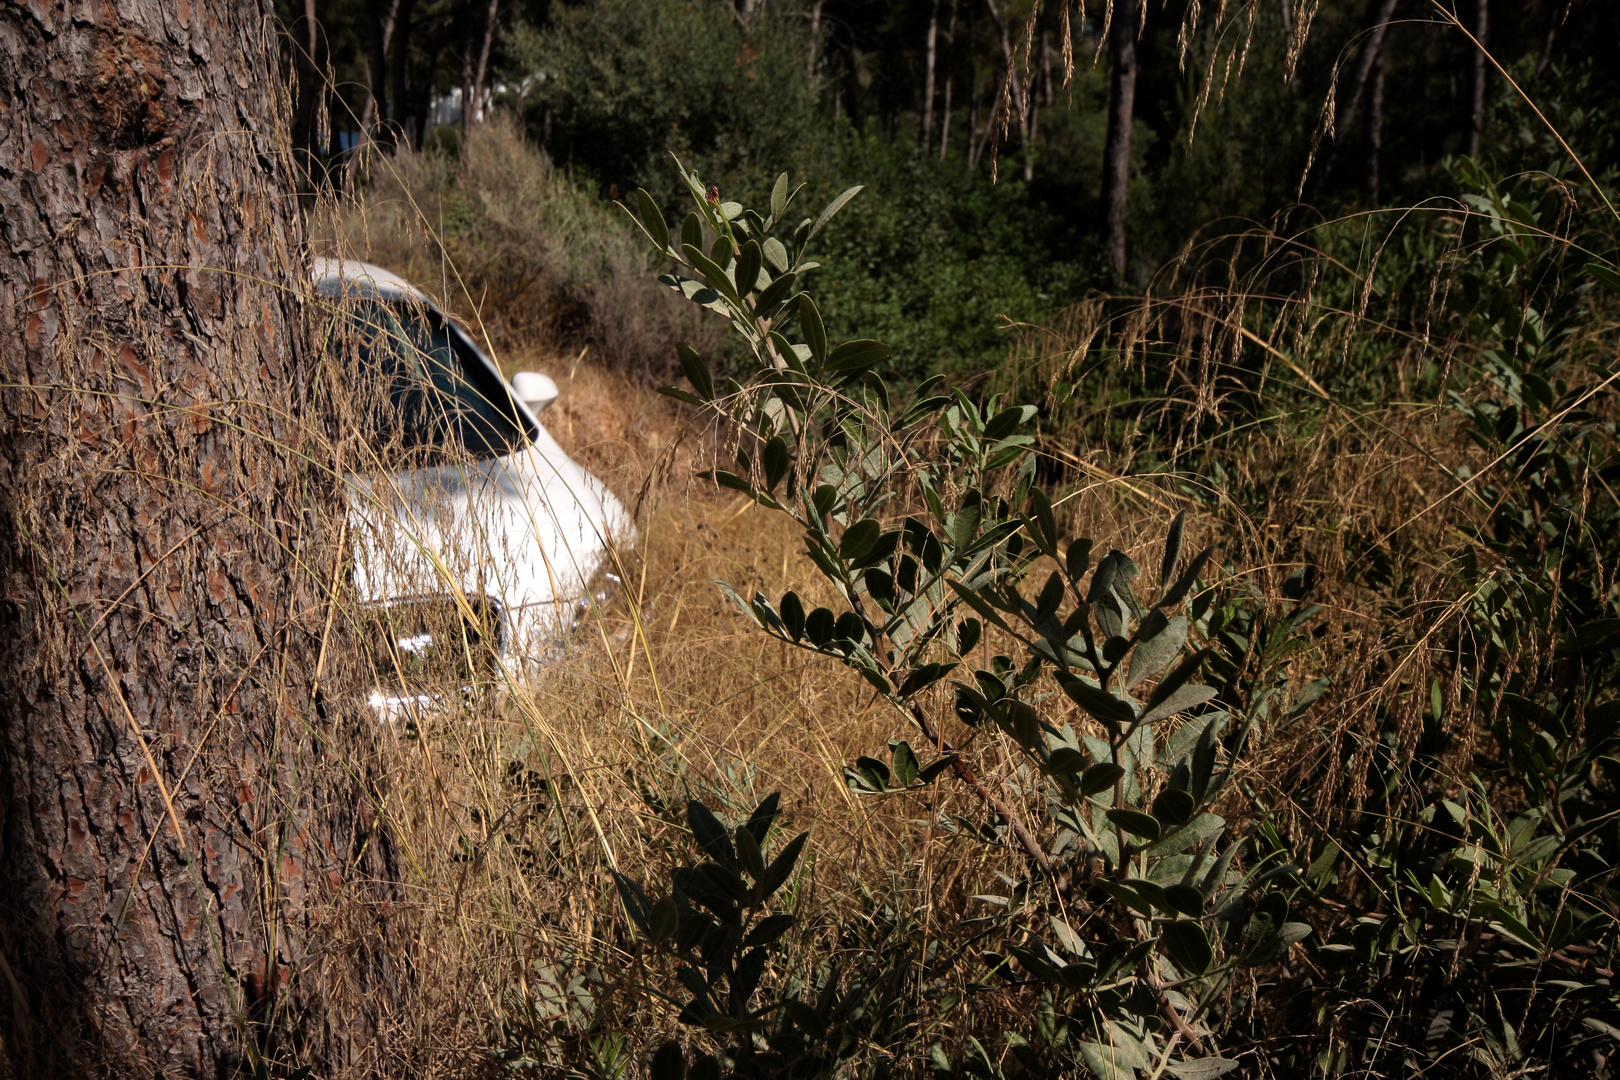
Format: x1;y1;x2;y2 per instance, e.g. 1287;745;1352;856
292;0;323;180
1467;0;1488;158
922;0;939;145
349;0;401;185
938;0;956;160
965;0;979;169
0;1;401;1075
807;0;822;83
460;36;475;138
1368;41;1386;203
1102;0;1139;276
1318;0;1396;192
471;0;500;129
366;0;397;121
1334;0;1398;151
389;0;418;143
1537;0;1568;75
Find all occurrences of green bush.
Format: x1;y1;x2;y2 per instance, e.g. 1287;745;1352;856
503;0;1107;386
504;0;823;209
807;130;1108;386
603;118;1620;1074
612;160;1305;1080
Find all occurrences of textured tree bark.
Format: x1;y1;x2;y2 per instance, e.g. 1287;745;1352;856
0;1;400;1076
1102;0;1139;276
1368;39;1386;203
921;0;938;146
1467;0;1488;158
470;0;500;132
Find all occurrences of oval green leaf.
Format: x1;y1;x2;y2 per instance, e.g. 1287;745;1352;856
826;338;891;374
1080;762;1125;796
1161;920;1213;975
1105;807;1162;841
839;518;882;561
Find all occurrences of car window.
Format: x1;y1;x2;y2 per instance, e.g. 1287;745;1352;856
339;296;533;462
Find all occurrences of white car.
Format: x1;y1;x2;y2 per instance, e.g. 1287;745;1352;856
312;259;633;711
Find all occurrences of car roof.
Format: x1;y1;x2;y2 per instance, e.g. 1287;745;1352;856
310;258;427;302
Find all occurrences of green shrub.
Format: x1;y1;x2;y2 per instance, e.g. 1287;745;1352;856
504;0;823;210
612;160;1308;1080
1002;126;1620;1073
605;119;1620;1074
502;0;1108;386
806;130;1108;386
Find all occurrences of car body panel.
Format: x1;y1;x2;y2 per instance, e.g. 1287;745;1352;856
313;258;633;672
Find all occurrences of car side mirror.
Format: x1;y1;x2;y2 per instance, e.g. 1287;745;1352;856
511;371;559;415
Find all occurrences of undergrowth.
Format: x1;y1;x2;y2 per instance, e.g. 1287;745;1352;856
300;85;1619;1080
331;116;720;381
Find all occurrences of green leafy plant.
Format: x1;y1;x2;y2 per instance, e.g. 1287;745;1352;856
1288;157;1620;1077
617;793;921;1079
1009;145;1620;1075
614;141;1620;1077
618;163;1310;1077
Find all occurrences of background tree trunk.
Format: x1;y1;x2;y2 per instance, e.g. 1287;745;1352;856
470;0;501;131
364;0;396;125
806;0;822;84
389;0;418;146
292;0;326;183
1368;39;1386;203
1537;0;1570;75
1467;0;1488;158
980;0;1028;180
1318;0;1397;191
0;1;400;1075
1334;0;1398;153
922;0;939;146
938;0;956;160
965;1;980;170
460;33;475;140
1102;0;1139;276
349;0;401;185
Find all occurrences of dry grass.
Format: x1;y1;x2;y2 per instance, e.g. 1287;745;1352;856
325;118;721;384
340;323;1265;1073
303;135;1618;1075
307;249;1544;1077
349;342;1252;1074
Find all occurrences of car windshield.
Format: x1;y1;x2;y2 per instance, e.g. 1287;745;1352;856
337;296;532;463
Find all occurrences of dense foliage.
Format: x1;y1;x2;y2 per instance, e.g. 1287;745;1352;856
286;2;1620;1076
586;91;1620;1072
294;0;1620;384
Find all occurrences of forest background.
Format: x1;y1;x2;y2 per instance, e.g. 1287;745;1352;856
3;0;1618;1077
284;0;1619;384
